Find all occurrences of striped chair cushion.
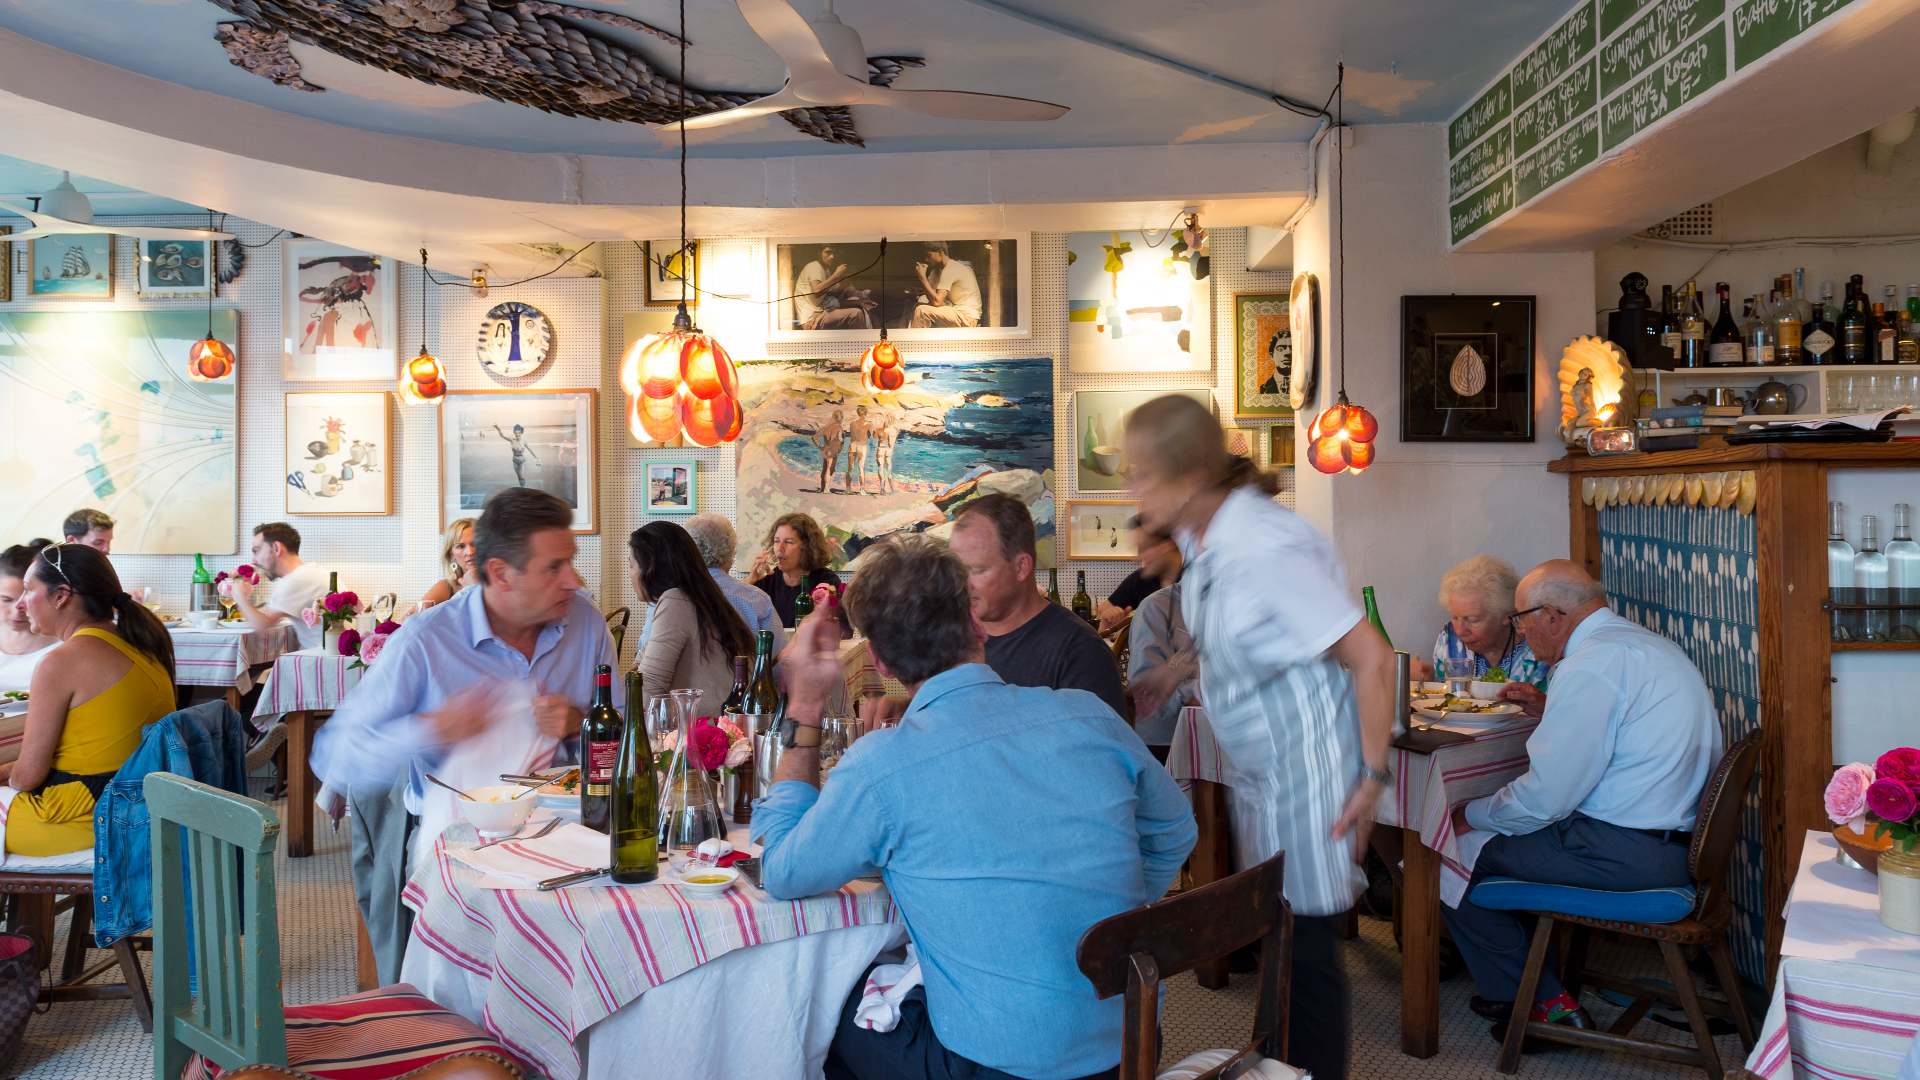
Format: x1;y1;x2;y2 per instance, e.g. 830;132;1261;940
182;985;521;1080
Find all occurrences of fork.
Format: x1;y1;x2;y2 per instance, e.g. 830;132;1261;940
474;817;561;851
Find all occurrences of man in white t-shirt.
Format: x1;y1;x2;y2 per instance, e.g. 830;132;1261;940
793;245;871;330
230;522;329;651
910;241;983;328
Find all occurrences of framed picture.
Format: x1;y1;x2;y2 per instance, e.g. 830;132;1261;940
768;234;1029;341
137;238;213;298
284;392;391;516
28;234;113;299
646;460;696;515
1065;501;1139;560
1066;230;1210;374
1268;424;1297;467
643;240;699;307
0;227;10;302
1074;388;1212;494
439;389;597;532
1232;292;1292;418
1401;295;1536;442
282;238;397;381
1221;426;1256;460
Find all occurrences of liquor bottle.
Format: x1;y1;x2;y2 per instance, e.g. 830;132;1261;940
1901;286;1920;364
1046;568;1061;605
1829;501;1855;642
1876;301;1898;365
1804;296;1837;365
1679;281;1708;368
1856;514;1890;642
1708;282;1744;366
1747;294;1776;366
1773;275;1804;364
1840;282;1872;365
1886;503;1920;641
581;664;620;832
1657;284;1682;364
1361;585;1393;649
611;669;659;883
191;553;214;612
1070;571;1094;626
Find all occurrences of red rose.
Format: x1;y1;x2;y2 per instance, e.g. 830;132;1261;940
689;720;731;772
374;619;401;636
336;628;363;657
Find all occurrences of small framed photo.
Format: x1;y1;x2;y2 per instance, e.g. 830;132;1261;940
137;238;214;298
439;389;597;532
1221;425;1256;460
644;240;699;306
284;391;391;515
1268;424;1296;466
646;460;696;515
1401;295;1536;442
1065;501;1139;561
28;234;114;299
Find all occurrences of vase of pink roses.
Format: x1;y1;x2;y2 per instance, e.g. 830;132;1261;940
304;591;363;655
1824;746;1920;934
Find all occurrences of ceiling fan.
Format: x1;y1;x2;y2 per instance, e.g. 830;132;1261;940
675;0;1069;133
0;172;233;243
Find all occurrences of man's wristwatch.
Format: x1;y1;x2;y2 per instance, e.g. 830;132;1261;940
781;720;821;749
1359;762;1392;785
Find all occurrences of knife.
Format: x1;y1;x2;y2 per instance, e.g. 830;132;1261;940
536;867;609;891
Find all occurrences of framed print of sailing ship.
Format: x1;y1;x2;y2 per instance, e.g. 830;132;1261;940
28;234;114;299
282;239;398;381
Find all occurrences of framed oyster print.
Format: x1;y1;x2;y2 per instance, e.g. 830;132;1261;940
1400;295;1535;443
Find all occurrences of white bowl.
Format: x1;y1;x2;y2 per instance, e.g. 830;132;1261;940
675;865;739;898
185;610;219;629
456;785;538;835
1469;679;1506;701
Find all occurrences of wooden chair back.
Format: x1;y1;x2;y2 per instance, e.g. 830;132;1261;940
146;772;286;1080
1108;617;1134;722
1077;853;1289;1080
605;606;631;661
1687;729;1762;914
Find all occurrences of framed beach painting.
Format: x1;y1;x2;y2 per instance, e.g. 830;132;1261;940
768;234;1029;342
1066;230;1210;374
1065;501;1138;561
439;389;597;532
284;391;391;516
643;240;700;306
282;238;397;381
1073;388;1212;494
137;238;214;299
1233;291;1293;419
646;461;696;515
28;234;113;299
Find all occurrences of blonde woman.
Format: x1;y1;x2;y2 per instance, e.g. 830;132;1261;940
418;517;478;609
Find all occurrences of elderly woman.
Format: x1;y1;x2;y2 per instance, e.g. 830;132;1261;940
1415;555;1550;715
750;513;843;628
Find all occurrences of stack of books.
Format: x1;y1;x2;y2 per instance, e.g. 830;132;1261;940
1641;404;1741;451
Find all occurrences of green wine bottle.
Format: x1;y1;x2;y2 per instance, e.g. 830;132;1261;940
1047;568;1061;605
1362;585;1392;649
1070;570;1094;626
793;591;815;625
611;669;659;883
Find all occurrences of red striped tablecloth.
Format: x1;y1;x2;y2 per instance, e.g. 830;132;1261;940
1167;706;1228;788
1380;720;1537;908
401;826;899;1080
1746;832;1920;1080
252;649;362;726
167;623;298;691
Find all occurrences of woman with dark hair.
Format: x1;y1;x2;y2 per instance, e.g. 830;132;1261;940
0;541;59;691
6;544;176;855
749;512;842;627
631;522;753;709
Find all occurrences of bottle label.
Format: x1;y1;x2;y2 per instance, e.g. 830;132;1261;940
1682;326;1706;341
1777;323;1802;351
586;740;618;794
1708;342;1744;366
1880;332;1897;364
1753;345;1776;364
1806;329;1835;358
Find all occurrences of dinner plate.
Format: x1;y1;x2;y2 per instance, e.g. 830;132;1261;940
1411;697;1522;723
533;766;582;810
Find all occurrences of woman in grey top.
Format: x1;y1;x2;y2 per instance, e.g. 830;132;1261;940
629;522;753;711
1124;394;1397;1080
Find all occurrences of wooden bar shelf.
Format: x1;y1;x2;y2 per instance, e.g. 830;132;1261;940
1829;641;1920;652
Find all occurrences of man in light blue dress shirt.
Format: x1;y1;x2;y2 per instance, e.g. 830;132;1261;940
633;514;782;655
1446;561;1723;1035
753;536;1195;1080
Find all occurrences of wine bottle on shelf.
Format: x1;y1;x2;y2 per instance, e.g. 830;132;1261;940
1047;568;1061;605
1070;571;1094;626
611;669;659;883
1829;501;1855;642
1856;514;1889;642
1773;275;1804;364
1747;294;1776;366
581;664;620;832
1840;281;1872;365
1902;286;1920;364
1708;282;1744;366
1679;281;1708;368
1805;294;1838;366
1876;301;1898;365
1657;284;1682;364
1362;585;1393;649
1887;503;1920;641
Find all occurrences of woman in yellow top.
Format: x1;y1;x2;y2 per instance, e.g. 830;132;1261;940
5;544;175;856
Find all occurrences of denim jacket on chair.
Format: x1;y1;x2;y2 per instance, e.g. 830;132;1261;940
92;700;249;946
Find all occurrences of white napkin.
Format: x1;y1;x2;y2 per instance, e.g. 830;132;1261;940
409;681;558;874
854;944;923;1032
450;819;610;889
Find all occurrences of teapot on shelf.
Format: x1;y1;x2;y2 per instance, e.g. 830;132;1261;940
1748;380;1808;415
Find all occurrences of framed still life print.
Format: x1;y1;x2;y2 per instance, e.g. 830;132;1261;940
1065;501;1139;560
1233;291;1292;419
284;391;392;516
440;389;598;532
1401;295;1536;442
1074;387;1212;494
282;238;397;381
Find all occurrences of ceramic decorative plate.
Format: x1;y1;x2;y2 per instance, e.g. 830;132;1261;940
476;301;553;378
1288;272;1320;411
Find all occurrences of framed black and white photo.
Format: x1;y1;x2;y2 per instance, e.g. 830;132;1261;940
1401;295;1535;442
768;234;1029;341
439;389;597;532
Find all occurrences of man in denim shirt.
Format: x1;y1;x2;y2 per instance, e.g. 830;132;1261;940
754;536;1195;1080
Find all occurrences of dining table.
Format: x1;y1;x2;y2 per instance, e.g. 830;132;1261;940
167;620;299;710
252;648;363;858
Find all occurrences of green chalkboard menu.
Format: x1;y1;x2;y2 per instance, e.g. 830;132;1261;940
1733;0;1852;68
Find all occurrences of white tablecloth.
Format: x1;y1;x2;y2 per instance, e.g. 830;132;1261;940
167;622;298;691
1746;832;1920;1080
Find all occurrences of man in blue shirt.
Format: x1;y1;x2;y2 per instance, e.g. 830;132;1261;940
754;535;1195;1080
635;513;783;654
1446;560;1722;1038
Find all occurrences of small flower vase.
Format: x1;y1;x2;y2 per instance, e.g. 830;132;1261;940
1880;848;1920;935
324;625;343;655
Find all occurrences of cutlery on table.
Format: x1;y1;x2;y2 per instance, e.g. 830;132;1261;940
425;773;476;801
536;866;609;891
474;817;561;850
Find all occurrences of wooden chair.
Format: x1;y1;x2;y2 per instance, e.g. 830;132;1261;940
0;872;151;1030
1077;853;1291;1080
1106;616;1133;723
147;772;522;1080
605;606;631;661
1469;730;1761;1077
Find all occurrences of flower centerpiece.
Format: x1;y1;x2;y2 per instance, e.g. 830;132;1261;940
1824;747;1920;934
303;591;363;654
212;565;260;614
347;620;401;671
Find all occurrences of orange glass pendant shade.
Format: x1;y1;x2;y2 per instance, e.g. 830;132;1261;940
1307;399;1378;475
622;326;745;446
858;337;906;394
186;336;235;382
398;348;447;403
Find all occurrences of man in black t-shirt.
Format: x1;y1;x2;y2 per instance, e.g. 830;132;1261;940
949;495;1126;716
1095;517;1183;633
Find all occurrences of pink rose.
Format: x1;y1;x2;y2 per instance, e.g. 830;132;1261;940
1825;763;1876;826
301;606;320;628
360;632;389;664
1875;747;1920;787
689;720;731;772
336;628;363;657
1867;777;1919;825
213;570;230;586
724;738;753;769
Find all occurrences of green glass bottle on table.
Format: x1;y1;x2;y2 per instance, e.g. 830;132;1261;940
1070;570;1094;625
581;664;620;832
793;591;815;625
745;631;780;715
1362;585;1392;649
191;553;213;612
611;669;659;883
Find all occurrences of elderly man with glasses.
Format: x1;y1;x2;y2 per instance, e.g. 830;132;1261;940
1441;560;1724;1042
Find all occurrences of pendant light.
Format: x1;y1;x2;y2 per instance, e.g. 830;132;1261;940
1306;64;1378;477
858;238;905;393
399;247;448;404
186;211;236;382
619;0;743;447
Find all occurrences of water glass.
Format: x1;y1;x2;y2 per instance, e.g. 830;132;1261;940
1444;657;1474;698
1832;376;1857;412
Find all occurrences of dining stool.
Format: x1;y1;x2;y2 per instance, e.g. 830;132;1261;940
0;871;151;1031
1076;852;1300;1080
1467;730;1761;1077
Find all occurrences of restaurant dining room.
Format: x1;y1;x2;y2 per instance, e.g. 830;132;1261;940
1;1;1919;1078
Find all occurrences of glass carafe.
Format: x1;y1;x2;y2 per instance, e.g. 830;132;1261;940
658;688;724;868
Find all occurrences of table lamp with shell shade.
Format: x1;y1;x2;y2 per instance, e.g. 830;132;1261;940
1559;336;1635;449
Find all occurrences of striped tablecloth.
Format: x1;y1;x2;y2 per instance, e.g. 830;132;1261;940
1746;832;1920;1080
167;623;298;691
252;648;362;726
1378;719;1537;908
1167;705;1228;788
401;825;899;1079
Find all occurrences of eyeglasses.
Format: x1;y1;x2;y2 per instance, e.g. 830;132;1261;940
38;545;72;588
1507;604;1557;634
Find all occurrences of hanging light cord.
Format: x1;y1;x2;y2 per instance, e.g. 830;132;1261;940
671;0;696;333
878;238;889;339
418;247;431;353
206;209;218;338
1334;61;1348;407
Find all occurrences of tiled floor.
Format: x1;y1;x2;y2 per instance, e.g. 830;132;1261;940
10;804;1752;1079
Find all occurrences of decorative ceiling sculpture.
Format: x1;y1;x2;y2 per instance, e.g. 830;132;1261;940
206;1;926;147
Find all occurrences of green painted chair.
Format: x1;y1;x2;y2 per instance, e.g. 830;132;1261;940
146;772;522;1080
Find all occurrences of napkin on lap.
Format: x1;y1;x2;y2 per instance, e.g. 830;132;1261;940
449;820;608;889
854;944;923;1032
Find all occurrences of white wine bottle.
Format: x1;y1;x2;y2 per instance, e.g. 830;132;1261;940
611;669;659;883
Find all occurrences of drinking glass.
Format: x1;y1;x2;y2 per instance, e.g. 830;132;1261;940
1444;657;1474;698
1832;375;1857;413
818;715;858;783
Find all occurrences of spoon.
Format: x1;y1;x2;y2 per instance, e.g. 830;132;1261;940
425;773;476;801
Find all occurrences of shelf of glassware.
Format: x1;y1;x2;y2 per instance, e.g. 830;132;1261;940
1636;365;1920;415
